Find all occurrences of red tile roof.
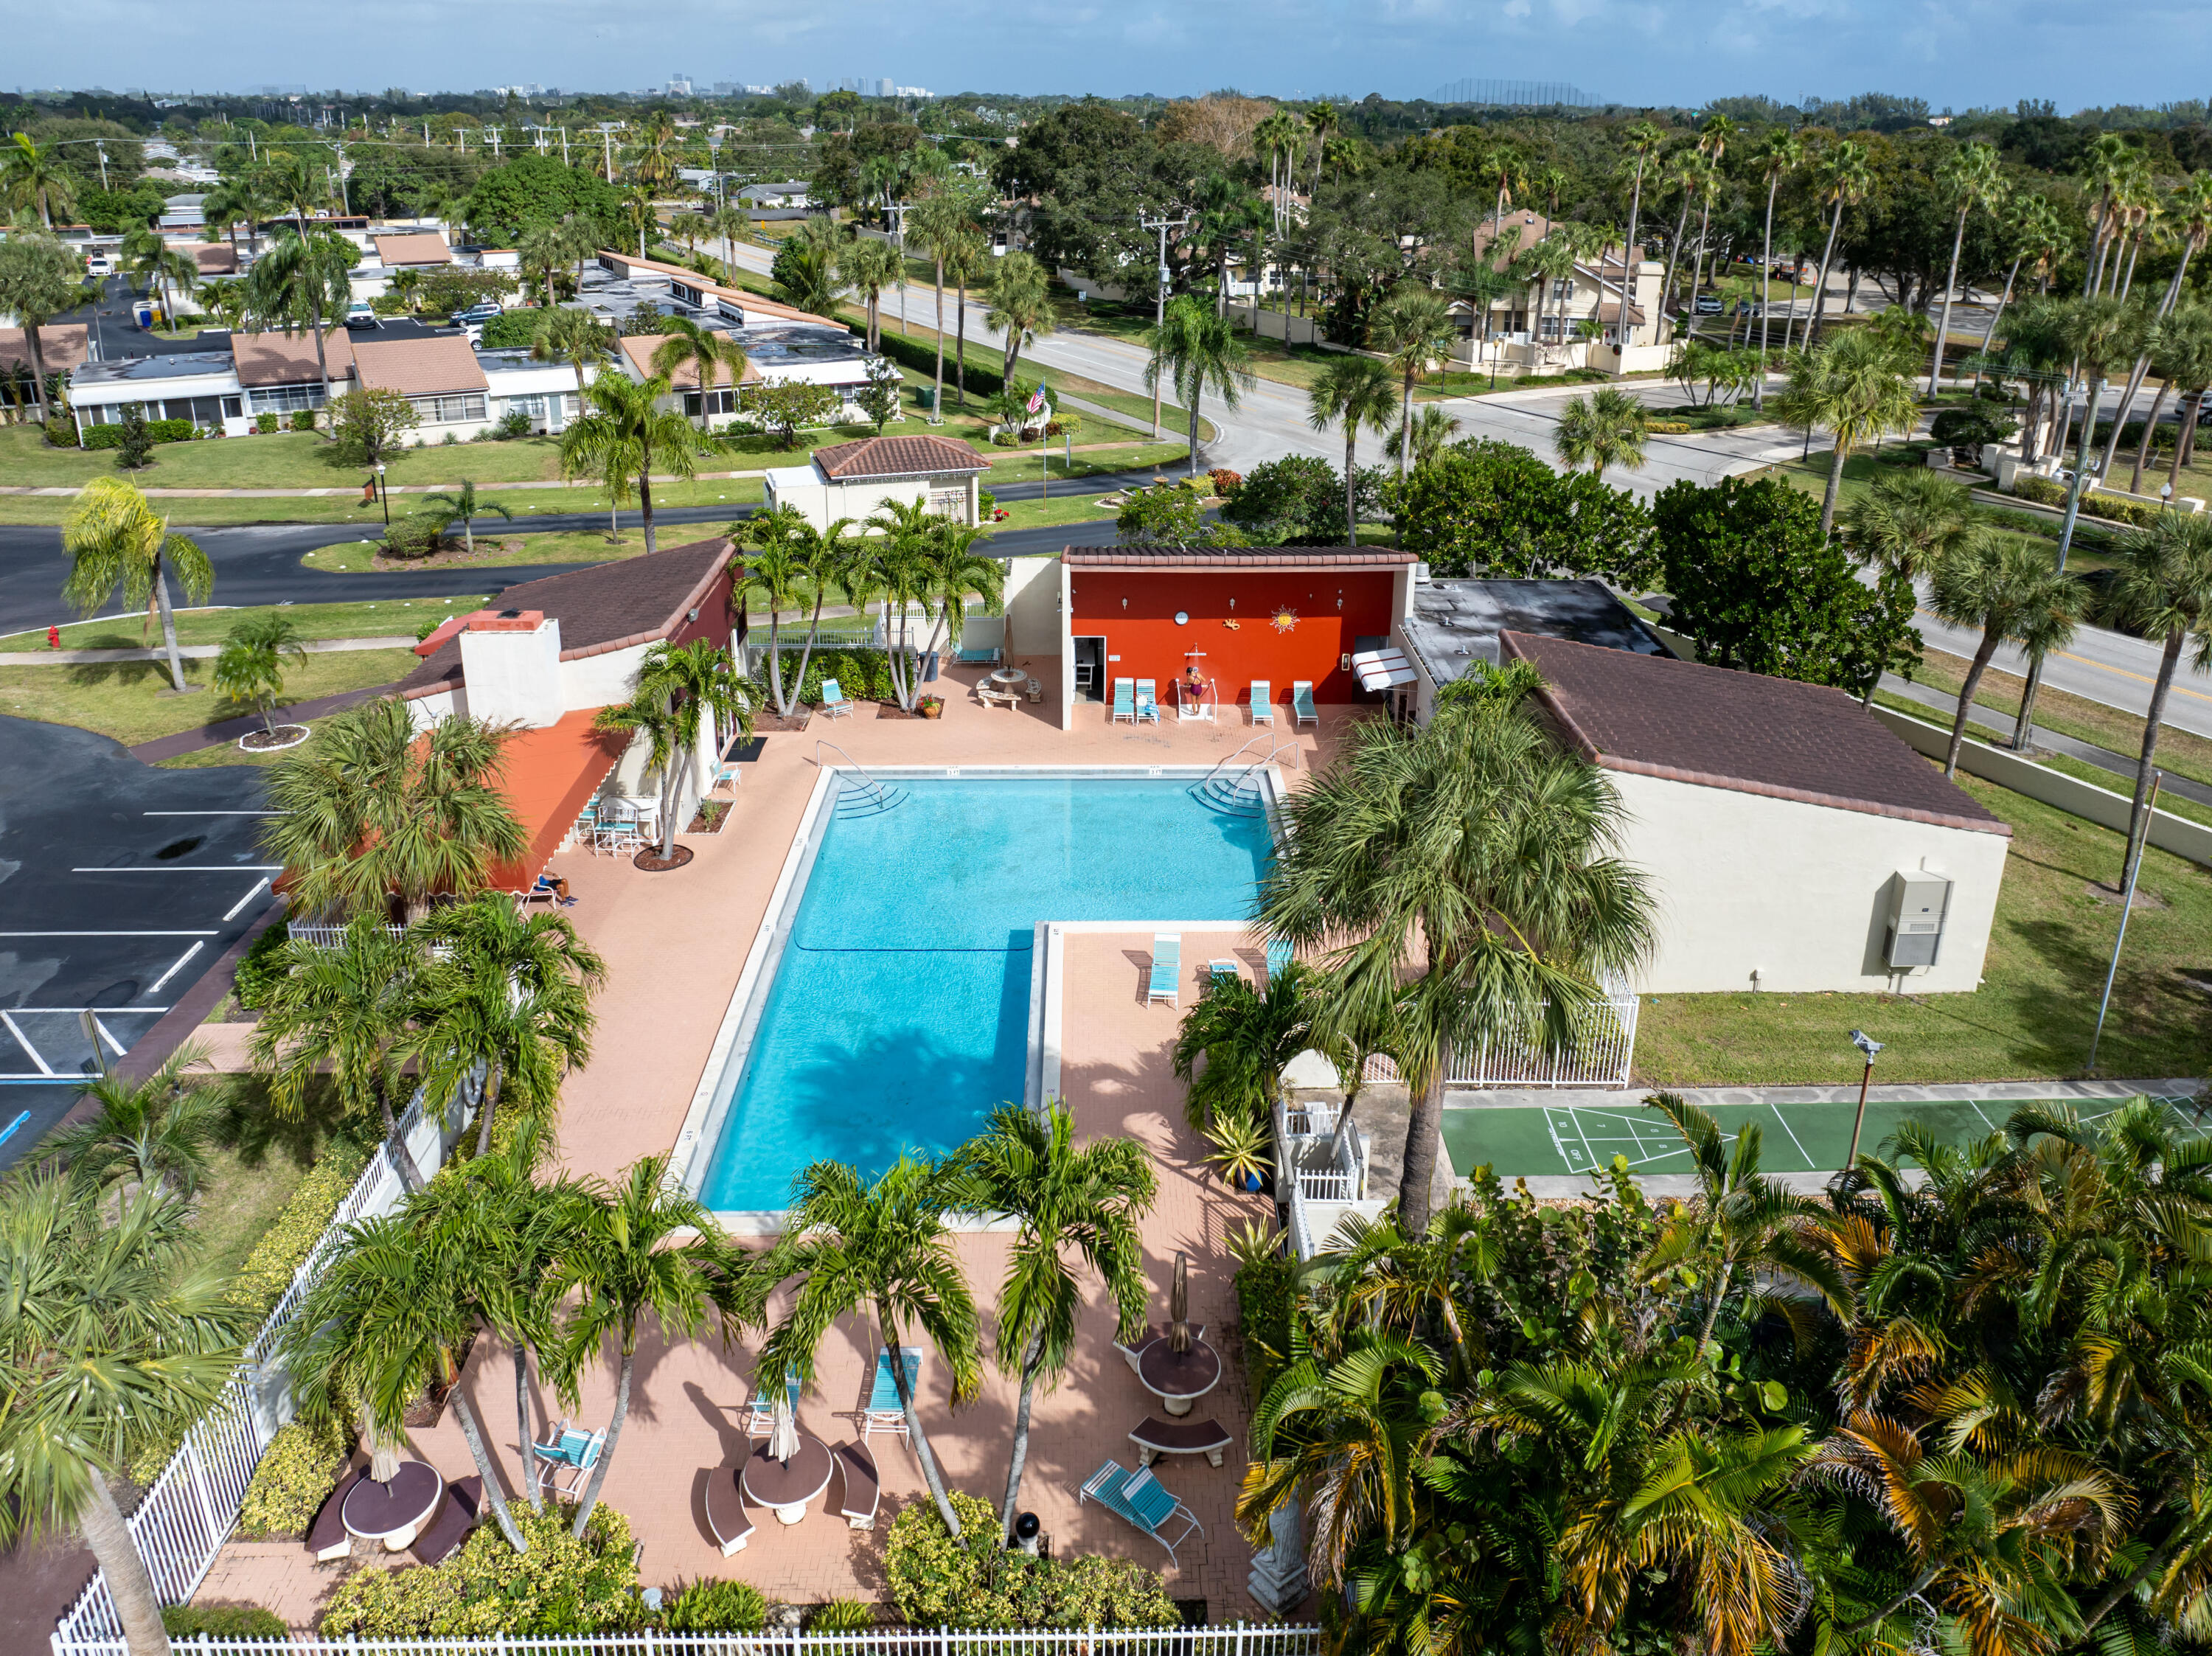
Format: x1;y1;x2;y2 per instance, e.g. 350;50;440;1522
351;335;487;397
373;232;453;267
812;435;990;479
1500;632;2008;835
1064;547;1416;569
232;327;355;386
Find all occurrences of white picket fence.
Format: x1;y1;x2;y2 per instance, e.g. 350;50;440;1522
52;1081;476;1650
1359;988;1641;1091
54;1624;1324;1656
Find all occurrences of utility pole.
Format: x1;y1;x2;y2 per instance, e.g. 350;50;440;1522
602;124;616;181
96;145;108;189
560;125;569;165
1138;211;1190;441
2088;768;2163;1070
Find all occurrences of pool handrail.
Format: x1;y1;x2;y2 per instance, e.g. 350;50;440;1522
1195;735;1298;792
815;740;900;810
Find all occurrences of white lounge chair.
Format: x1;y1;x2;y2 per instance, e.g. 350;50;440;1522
1135;679;1161;724
819;678;852;719
1292;681;1317;726
1079;1461;1203;1566
1147;934;1181;1006
863;1348;922;1444
1249;680;1273;725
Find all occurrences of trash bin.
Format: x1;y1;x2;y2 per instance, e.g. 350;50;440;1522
923;650;940;683
1015;1512;1041;1556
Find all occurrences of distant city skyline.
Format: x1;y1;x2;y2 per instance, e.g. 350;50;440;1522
8;0;2209;114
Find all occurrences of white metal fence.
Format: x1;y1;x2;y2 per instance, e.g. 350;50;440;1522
55;1625;1324;1656
1358;989;1641;1091
52;1082;475;1649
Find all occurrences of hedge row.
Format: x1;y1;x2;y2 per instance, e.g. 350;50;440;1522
229;1138;372;1320
872;328;1009;401
235;1415;351;1540
886;1490;1180;1629
1235;1253;1297;1405
163;1605;287;1639
83;418;201;449
752;646;898;707
2012;473;2171;529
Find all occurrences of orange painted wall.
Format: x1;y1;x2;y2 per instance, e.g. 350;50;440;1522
1068;568;1397;707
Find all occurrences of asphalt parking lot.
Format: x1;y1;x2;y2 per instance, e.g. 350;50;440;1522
0;714;276;1169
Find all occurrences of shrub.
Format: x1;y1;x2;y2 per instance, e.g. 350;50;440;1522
2013;473;2169;528
808;1598;876;1632
162;1604;287;1639
289;409;316;433
230;920;293;1009
321;1501;641;1638
493;406;534;440
255;412;279;434
479;310;543;350
1208;467;1244;495
1928;407;2016;450
885;1491;1180;1629
44;416;77;447
381;512;450;560
83;415;198;450
662;1578;767;1633
229;1139;371;1319
990;430;1018;447
236;1415;351;1540
1236;1251;1295;1400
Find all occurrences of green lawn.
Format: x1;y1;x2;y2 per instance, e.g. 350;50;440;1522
1635;776;2212;1085
1;597;487;650
0;648;417;746
307;529;663;574
0;425;577;490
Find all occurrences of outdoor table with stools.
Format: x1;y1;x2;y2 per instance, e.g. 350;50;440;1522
341;1461;445;1551
1135;1337;1222;1417
742;1433;835;1525
988;664;1026;688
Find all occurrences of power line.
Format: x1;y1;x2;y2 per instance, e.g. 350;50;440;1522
1430;79;1596;109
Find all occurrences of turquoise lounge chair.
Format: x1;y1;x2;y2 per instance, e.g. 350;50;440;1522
1110;678;1136;723
1292;680;1317;726
1079;1460;1203;1565
1265;937;1293;984
820;678;852;719
954;643;1001;667
1135;679;1161;724
1249;679;1273;725
745;1374;803;1436
863;1348;922;1444
1147;934;1181;1006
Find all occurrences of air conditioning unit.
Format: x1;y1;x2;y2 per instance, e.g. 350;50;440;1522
1885;870;1952;969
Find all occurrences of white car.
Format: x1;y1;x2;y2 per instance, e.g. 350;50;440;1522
343;302;380;330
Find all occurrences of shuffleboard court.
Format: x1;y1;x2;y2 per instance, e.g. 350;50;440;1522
1443;1094;2199;1180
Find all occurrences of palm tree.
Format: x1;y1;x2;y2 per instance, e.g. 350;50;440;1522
754;1154;982;1537
420;479;513;556
1750;129;1802;402
1841;467;1973;584
1308;354;1398;543
594;638;754;861
736;506;853;716
1928;143;2007;395
61;476;215;694
1306;102;1340;204
1259;662;1655;1231
650;316;744;433
1171;962;1315;1130
1146;292;1255;480
838;235;904;352
959;1103;1155;1540
1318;1206;1489;1383
1657;148;1708;327
2045;294;2136;580
1973;194;2069;377
212;610;307;735
905;191;970;418
1771;330;1921;537
530;305;612;427
943;227;990;406
1927;529;2086;775
2104;175;2212;483
1606;122;1667;378
985;248;1055;383
1680;116;1737;323
1369;285;1455;488
2157;304;2212;494
284;1206;532;1551
1385;404;1463;472
1806;140;1873;347
1553;386;1650;476
262;697;525;921
249;914;425;1171
0;230;90;425
554;1156;729;1537
49;1045;219;1215
2109;512;2212;861
0;131;80;227
560;370;714;556
0;1176;251;1656
120;227;200;333
243;227;358;392
1509;234;1579;368
773;237;850;320
914;519;1004;681
413;894;606;1158
518;223;565;306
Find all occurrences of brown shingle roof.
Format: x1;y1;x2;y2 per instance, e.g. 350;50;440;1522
1064;546;1416;569
812;435;989;479
351;335;487;397
373;232;453;267
616;333;761;388
1500;633;2007;835
397;538;734;699
0;324;88;377
232;328;355;386
186;243;237;274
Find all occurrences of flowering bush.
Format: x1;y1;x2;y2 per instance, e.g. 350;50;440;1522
1208;467;1244;496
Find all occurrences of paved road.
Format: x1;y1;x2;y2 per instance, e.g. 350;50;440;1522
1915;594;2212;742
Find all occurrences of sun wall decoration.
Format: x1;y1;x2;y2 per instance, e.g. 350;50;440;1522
1270;606;1299;634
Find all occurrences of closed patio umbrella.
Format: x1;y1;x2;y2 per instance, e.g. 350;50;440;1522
768;1391;801;1464
1170;1250;1191;1353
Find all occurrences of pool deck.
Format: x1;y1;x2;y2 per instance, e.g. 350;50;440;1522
193;664;1348;1626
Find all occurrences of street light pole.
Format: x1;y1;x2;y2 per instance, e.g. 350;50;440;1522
1138;212;1190;442
375;462;389;528
1844;1029;1884;1174
2089;768;2162;1071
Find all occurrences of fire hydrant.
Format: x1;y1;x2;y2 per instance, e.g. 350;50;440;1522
46;625;60;650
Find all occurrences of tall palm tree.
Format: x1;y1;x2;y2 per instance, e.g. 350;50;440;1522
1307;102;1340;204
1840;467;1974;584
735;505;852;715
1927;142;2007;395
1806;140;1872;347
530;305;612;432
553;1156;728;1538
1658;149;1709;327
594;638;754;861
2108;512;2212;863
1684;115;1738;321
838;235;904;353
959;1104;1155;1540
61;477;214;694
984;248;1055;383
2157;304;2212;494
2101;173;2212;482
1369;285;1455;489
1553;386;1650;476
1927;529;2086;775
559;370;715;556
242;227;357;392
905;191;970;419
1171;962;1316;1130
1509;234;1579;369
1607;122;1667;377
119;227;200;333
1259;663;1655;1230
262;697;526;922
49;1045;219;1216
1972;194;2069;376
1771;330;1921;537
284;1206;532;1552
943;226;991;406
914;519;1005;682
754;1155;982;1538
2042;294;2136;591
518;223;566;306
0;131;80;227
413;894;607;1158
0;1176;251;1656
1308;354;1399;541
1751;129;1802;402
0;230;90;425
1147;292;1255;480
650;316;744;433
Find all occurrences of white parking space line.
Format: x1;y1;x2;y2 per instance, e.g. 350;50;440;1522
147;942;205;998
8;1006;170;1013
71;865;284;873
223;877;272;921
0;930;220;937
91;1016;126;1057
0;1012;55;1076
142;810;277;815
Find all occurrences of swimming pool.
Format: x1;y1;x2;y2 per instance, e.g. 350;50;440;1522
687;771;1276;1213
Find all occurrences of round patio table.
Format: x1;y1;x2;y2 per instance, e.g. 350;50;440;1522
989;665;1026;687
1136;1337;1222;1417
341;1461;445;1551
742;1434;834;1525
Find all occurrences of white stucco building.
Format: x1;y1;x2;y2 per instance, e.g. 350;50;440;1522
763;434;992;529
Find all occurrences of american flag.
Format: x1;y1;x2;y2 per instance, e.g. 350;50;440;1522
1026;386;1047;414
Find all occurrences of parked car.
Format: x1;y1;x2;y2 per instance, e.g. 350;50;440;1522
451;302;503;326
1693;293;1725;315
344;302;380;330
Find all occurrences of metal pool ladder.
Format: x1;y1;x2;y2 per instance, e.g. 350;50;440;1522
815;741;908;817
1192;737;1295;818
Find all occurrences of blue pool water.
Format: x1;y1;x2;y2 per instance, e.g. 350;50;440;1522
697;776;1273;1210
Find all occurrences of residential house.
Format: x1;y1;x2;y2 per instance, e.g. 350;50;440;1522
762;434;992;531
69;350;248;436
1460;212;1666;371
616;332;757;424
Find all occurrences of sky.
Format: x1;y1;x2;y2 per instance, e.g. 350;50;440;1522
7;0;2208;114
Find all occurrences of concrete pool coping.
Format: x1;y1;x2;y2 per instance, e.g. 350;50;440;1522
671;762;1287;1231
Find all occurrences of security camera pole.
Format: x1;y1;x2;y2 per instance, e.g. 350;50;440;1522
1844;1029;1885;1172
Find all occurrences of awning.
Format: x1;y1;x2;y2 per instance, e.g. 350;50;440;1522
487;709;630;890
1352;647;1418;692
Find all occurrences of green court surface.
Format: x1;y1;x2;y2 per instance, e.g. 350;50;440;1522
1442;1095;2195;1180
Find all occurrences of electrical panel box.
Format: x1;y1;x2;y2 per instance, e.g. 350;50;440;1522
1885;870;1953;969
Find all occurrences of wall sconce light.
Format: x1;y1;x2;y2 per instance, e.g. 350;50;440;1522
686;607;700;622
1228;597;1235;610
1121;596;1128;610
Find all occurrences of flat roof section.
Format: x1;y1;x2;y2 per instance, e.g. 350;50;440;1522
1402;577;1666;691
70;351;241;389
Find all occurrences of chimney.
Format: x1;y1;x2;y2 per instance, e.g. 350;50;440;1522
459;610;563;728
